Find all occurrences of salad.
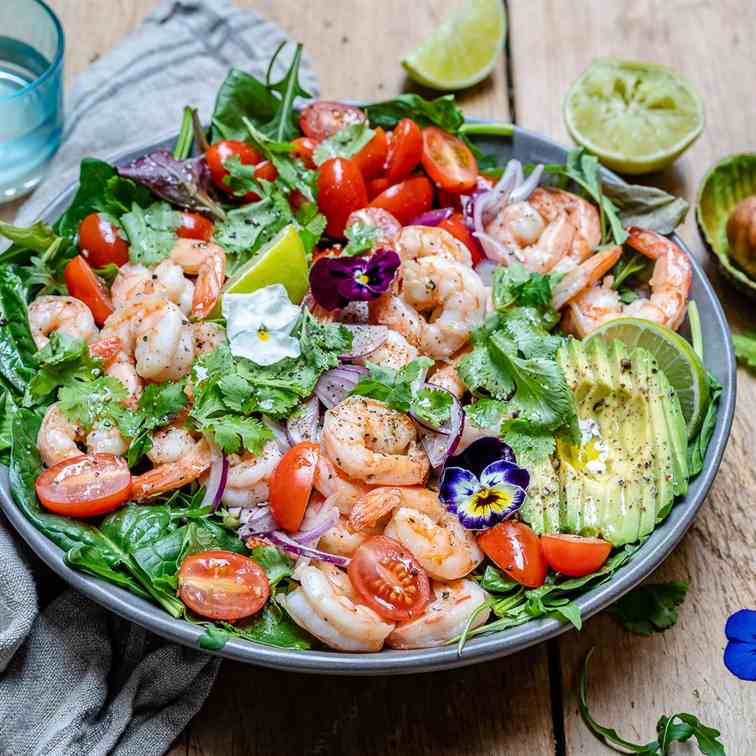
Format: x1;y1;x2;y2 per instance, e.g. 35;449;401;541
0;44;720;654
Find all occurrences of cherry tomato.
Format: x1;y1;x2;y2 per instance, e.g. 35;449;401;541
206;140;262;192
477;521;547;588
385;118;423;183
291;136;318;169
176;212;214;242
439;212;483;266
353;127;389;181
269;442;319;532
36;454;131;517
78;212;129;267
437;189;463;211
64;255;113;325
178;550;269;621
254;160;277;182
317;157;368;238
299;101;366;140
541;534;612;577
366;177;390;201
348;535;431;621
421;127;478;193
368;175;433;225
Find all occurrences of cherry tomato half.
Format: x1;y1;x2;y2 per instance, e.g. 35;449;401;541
541;534;612;577
64;255;113;325
368;175;433;225
178;550;270;621
176;212;214;242
78;212;129;268
366;177;390;201
348;535;431;621
317;157;368;238
477;521;547;588
206;140;262;192
299;101;366;141
36;454;131;517
385;118;423;184
269;442;319;532
353;127;389;181
291;136;318;169
439;212;483;266
421;127;478;193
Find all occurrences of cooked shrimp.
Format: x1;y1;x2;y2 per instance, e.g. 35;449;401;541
85;420;129;458
131;437;212;500
284;562;395;652
169;238;226;319
100;296;194;382
395;225;472;266
358;329;418;370
321;396;429;486
371;255;486;360
146;426;197;466
346;207;402;247
427;347;470;400
313;454;372;513
560;229;692;337
191;321;226;357
387;579;491;649
551;246;622;310
28;295;98;349
348;486;443;532
111;261;195;316
221;441;282;507
383;506;484;581
318;515;382;557
106;357;143;403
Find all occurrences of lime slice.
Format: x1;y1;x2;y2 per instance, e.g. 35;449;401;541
564;59;704;175
401;0;506;91
584;317;709;438
216;225;308;315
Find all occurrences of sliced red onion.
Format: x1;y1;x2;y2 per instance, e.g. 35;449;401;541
408;207;454;227
315;365;368;409
420;391;464;468
201;438;228;511
262;416;291;454
286;395;321;445
509;164;544;203
268;530;351;566
475;258;498;286
339;324;389;360
239;507;278;538
291;506;338;545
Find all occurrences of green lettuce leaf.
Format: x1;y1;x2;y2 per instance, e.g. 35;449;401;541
607;580;689;635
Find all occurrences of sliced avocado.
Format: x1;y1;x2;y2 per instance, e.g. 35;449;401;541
521;337;691;546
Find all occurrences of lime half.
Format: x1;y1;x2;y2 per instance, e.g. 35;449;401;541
564;59;704;175
401;0;506;91
217;225;308;315
585;317;709;438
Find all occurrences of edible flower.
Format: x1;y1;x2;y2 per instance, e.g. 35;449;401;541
309;248;401;311
440;437;529;530
221;285;301;366
723;608;756;681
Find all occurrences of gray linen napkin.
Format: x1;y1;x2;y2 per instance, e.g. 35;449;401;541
0;2;318;754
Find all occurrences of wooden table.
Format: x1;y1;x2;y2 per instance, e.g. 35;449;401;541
5;2;755;754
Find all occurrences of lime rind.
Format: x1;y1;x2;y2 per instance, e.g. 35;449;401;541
584;317;709;439
401;0;506;91
564;58;704;175
696;153;756;298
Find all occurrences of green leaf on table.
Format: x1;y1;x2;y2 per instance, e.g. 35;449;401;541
607;580;689;636
313;122;375;166
732;331;756;369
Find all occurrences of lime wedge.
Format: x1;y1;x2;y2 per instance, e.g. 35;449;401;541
217;225;308;315
564;59;704;175
585;317;709;438
401;0;506;91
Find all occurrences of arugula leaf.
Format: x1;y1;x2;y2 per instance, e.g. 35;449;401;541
260;43;311;142
687;371;722;477
120;202;182;266
0;219;62;259
173;106;195;160
611;251;649;290
480;565;520;594
214;603;312;650
313;122;375;166
250;545;294;588
342;221;382;256
365;93;464;131
607;580;689;635
732;331;756;369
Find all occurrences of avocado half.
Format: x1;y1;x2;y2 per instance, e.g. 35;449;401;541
697;153;756;299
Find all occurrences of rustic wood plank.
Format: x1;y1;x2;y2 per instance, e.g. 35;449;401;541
509;1;756;753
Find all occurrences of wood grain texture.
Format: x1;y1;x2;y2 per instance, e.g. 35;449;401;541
509;1;756;753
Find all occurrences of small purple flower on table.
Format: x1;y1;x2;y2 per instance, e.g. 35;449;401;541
309;248;400;311
724;608;756;681
439;437;529;530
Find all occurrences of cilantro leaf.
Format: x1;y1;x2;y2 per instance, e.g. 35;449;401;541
342;221;382;256
313;123;375;166
298;309;352;372
199;414;271;455
411;386;453;431
120;202;181;266
607;580;689;636
501;429;556;466
58;377;128;430
492;262;556;321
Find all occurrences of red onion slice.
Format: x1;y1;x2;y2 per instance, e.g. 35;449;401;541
286;395;321;445
408;207;454;227
239;507;278;538
262;416;291;454
420;394;464;469
475;258;498;286
201;438;228;511
339;324;389;360
315;365;368;409
268;531;351;566
290;505;339;545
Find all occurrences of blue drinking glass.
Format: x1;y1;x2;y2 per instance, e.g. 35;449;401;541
0;0;64;203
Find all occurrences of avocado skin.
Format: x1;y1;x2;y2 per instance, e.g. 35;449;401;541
522;337;689;546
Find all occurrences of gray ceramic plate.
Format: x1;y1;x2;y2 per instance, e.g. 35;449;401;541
0;125;736;675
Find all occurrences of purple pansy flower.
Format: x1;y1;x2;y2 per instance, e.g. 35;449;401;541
440;437;529;530
724;609;756;681
309;248;401;311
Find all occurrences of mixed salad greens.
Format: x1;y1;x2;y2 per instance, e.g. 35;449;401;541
0;43;721;654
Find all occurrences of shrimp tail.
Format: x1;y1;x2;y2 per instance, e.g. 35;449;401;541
551;245;622;310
